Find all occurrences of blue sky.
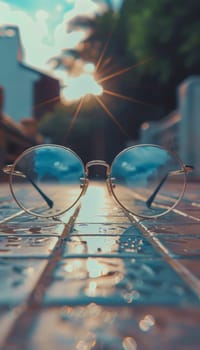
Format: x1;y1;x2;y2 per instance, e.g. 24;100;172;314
0;1;123;70
2;0;123;12
0;0;123;101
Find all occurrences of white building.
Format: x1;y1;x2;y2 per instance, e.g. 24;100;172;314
139;76;200;176
0;25;60;122
178;76;200;171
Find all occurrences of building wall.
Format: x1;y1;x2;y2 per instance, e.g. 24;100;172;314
140;112;180;153
139;76;200;176
178;77;200;170
0;27;40;122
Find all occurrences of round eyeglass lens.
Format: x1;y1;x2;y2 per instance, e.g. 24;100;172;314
10;145;85;217
110;145;186;218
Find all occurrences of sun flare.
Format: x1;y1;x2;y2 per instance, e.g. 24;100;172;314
37;34;152;141
61;73;103;102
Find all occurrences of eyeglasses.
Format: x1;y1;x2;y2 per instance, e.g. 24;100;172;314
3;144;193;219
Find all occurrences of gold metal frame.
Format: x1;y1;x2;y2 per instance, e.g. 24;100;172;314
3;143;192;219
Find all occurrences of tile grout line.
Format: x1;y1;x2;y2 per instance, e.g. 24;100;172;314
0;210;27;224
1;193;200;349
128;214;200;299
0;205;81;350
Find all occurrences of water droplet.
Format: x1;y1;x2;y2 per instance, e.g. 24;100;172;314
139;314;155;332
12;279;23;287
12;265;25;274
98;227;107;233
122;336;137;350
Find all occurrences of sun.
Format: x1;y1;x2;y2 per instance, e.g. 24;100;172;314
61;73;103;102
63;52;153;140
35;35;153;141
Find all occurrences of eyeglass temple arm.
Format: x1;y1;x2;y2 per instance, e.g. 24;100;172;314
3;165;54;209
146;165;194;208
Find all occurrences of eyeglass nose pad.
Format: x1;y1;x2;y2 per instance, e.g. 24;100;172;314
80;177;88;194
107;177;116;194
111;177;116;188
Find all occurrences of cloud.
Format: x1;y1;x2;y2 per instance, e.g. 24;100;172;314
0;1;50;69
0;0;104;72
66;0;100;18
0;1;108;101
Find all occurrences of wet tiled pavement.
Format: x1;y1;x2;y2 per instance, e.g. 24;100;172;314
0;181;200;349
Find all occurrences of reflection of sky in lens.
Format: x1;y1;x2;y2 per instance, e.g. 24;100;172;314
111;146;172;185
34;147;84;182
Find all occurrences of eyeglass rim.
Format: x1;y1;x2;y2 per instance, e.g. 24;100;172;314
109;143;187;219
9;144;87;218
8;143;187;219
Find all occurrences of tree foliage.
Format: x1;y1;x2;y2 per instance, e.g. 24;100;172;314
41;0;200;154
122;0;200;82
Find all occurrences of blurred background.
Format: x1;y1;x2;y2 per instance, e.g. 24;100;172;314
0;0;200;174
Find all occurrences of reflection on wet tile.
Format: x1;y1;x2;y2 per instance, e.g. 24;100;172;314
0;181;200;349
63;234;161;258
71;223;135;235
29;305;200;350
0;236;58;258
0;259;47;305
66;224;160;258
75;215;131;224
64;235;119;256
44;257;198;306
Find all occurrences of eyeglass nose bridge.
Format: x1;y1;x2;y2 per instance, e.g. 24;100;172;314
84;161;113;195
85;160;111;176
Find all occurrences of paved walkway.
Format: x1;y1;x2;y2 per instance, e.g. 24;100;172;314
0;181;199;349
